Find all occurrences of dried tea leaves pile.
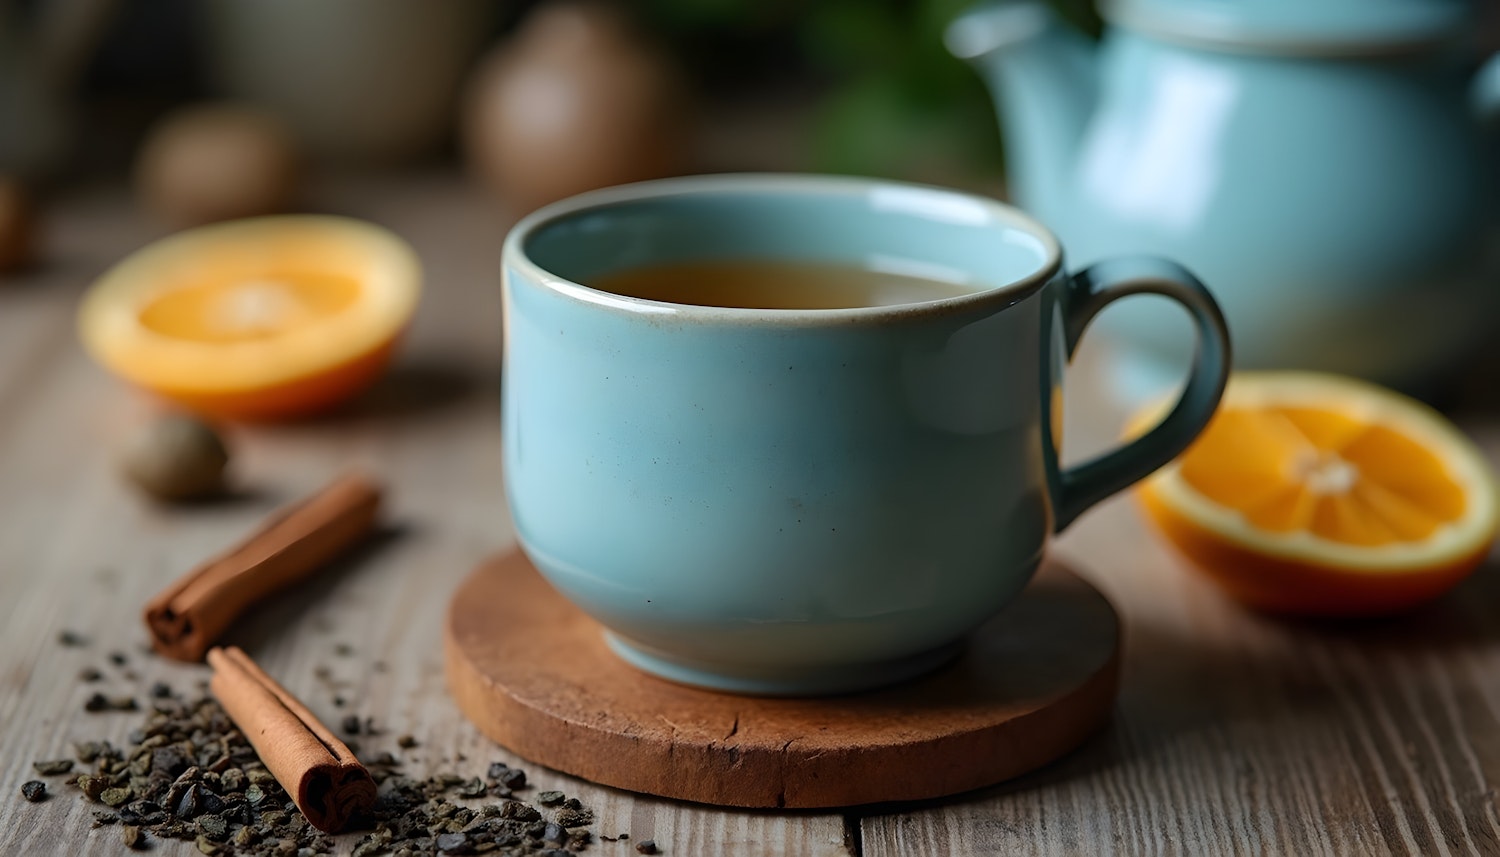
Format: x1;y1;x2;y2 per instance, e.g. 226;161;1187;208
43;687;600;856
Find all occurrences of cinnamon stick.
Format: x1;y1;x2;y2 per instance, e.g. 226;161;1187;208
144;473;382;661
207;646;376;833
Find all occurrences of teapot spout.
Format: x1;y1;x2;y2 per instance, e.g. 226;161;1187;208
946;2;1097;220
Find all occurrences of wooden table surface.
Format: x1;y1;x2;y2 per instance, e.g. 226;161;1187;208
4;174;1500;856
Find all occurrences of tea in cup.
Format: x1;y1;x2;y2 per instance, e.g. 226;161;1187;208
502;174;1229;695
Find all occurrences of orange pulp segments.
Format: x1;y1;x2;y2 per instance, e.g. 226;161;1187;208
1132;372;1498;616
78;216;420;420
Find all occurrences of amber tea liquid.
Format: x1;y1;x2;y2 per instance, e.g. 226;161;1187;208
587;259;979;310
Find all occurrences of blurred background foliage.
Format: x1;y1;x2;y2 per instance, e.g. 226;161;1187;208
638;0;1102;181
8;0;1105;188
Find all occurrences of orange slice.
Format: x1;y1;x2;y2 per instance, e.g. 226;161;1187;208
79;215;420;420
1133;372;1498;616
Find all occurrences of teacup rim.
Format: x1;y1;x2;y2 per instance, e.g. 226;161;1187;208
503;173;1065;325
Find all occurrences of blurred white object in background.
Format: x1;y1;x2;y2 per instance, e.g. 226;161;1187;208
204;0;494;166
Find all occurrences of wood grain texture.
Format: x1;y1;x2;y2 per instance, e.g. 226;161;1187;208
446;551;1119;808
0;176;847;856
858;345;1500;857
3;175;1499;857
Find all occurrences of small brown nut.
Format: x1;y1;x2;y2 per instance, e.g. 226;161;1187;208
0;177;38;274
120;414;230;501
135;104;300;227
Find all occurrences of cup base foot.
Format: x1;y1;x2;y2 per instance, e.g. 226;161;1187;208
603;632;965;696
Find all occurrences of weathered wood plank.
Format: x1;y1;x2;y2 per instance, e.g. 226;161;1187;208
860;345;1500;857
0;176;849;856
11;173;1498;857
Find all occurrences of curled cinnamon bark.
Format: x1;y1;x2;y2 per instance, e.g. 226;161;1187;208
144;473;382;661
207;646;376;833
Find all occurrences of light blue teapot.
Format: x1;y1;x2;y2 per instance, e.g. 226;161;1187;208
948;0;1500;391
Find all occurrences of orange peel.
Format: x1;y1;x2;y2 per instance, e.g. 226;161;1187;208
1131;372;1498;616
79;215;419;420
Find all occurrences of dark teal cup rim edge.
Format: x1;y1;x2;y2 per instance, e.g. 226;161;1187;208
502;173;1065;327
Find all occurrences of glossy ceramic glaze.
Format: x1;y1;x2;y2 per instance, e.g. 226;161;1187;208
949;0;1500;390
501;174;1229;695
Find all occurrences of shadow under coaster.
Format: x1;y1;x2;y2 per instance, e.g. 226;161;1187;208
444;550;1121;809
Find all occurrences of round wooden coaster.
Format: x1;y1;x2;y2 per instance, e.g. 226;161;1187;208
444;551;1121;809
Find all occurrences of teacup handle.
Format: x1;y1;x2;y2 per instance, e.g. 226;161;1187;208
1048;257;1231;531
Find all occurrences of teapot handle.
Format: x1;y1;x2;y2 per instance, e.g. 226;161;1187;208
1475;52;1500;125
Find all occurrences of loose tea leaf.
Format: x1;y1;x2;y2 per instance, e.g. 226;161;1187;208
197;814;229;841
21;781;46;802
58;630;89;647
635;840;659;854
83;692;138;713
121;824;145;849
458;777;488;798
33;759;74;775
74;741;109;763
77;774;108;800
42;682;596;856
499;769;526;790
101;787;133;807
556;808;592;828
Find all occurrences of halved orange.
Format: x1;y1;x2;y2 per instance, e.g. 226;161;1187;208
1132;372;1498;616
79;215;420;420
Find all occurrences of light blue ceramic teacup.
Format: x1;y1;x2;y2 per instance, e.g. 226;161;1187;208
502;174;1230;695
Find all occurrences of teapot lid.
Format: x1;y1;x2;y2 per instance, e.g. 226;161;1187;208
1101;0;1474;55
